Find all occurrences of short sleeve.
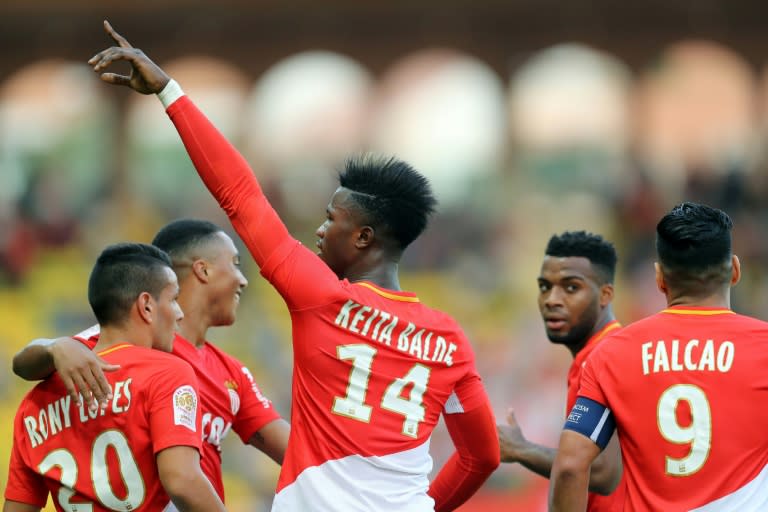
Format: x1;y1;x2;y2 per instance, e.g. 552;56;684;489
577;351;609;406
146;359;203;454
4;411;48;506
232;363;282;443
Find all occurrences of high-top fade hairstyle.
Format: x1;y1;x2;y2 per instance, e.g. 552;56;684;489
88;243;173;326
656;202;733;293
151;219;223;268
339;155;437;250
545;231;617;284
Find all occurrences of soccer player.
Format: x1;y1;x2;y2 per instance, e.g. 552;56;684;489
12;220;290;502
551;203;768;511
3;243;226;512
498;231;624;510
89;20;500;512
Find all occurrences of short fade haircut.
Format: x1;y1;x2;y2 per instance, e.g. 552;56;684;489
656;202;733;292
88;243;173;327
545;231;617;284
339;155;437;250
151;219;224;268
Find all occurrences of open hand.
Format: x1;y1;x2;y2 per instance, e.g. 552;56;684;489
49;337;120;412
497;408;527;463
88;20;170;94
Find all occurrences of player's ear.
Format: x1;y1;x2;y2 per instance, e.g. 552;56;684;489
191;259;210;283
731;255;741;286
654;262;667;296
355;226;374;249
599;283;614;307
137;291;154;324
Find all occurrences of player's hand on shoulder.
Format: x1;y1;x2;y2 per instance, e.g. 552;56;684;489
88;20;170;95
498;408;527;463
49;337;119;412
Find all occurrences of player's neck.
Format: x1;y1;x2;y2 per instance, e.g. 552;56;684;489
95;325;152;351
176;321;208;348
569;309;617;358
176;291;210;348
346;260;401;291
667;293;731;309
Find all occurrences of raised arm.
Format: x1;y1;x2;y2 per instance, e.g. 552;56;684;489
12;337;117;410
499;408;621;494
89;20;341;311
428;401;500;512
157;446;227;512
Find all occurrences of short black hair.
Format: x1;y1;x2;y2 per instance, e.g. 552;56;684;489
545;231;617;284
88;243;173;327
151;219;224;267
656;202;733;292
338;155;437;250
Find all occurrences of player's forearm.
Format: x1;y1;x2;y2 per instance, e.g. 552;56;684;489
12;340;57;380
3;499;42;512
430;450;498;512
163;472;226;512
549;467;589;512
508;441;558;479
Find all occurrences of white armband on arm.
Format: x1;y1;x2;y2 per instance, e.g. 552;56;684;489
157;79;185;109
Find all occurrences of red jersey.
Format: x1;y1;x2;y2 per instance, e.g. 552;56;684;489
165;94;494;511
579;306;768;511
566;320;625;512
75;328;281;501
4;344;201;510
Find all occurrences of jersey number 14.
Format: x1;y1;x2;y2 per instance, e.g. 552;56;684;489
332;344;431;438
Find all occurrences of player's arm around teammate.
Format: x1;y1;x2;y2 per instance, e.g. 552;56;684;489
12;336;116;410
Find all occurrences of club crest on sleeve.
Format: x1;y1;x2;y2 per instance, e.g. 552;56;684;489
173;385;198;431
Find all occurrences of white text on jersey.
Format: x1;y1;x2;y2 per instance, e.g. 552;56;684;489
335;299;457;366
641;339;735;375
24;379;133;448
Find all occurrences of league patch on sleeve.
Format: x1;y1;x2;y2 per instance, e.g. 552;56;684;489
173;385;198;432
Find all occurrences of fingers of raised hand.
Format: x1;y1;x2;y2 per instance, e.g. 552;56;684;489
103;20;133;49
88;47;135;72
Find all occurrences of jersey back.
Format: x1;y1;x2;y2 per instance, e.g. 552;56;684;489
579;307;768;511
4;344;201;511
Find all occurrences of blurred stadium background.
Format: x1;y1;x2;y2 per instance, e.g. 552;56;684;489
3;1;768;510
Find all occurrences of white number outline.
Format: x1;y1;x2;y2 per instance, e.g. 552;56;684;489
332;343;432;437
38;430;145;511
657;384;712;477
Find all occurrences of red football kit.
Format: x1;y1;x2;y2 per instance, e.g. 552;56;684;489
162;88;498;511
4;344;201;510
577;306;768;511
74;328;281;501
566;320;626;512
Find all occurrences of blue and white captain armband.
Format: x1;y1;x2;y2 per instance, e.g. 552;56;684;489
157;79;185;109
563;397;616;450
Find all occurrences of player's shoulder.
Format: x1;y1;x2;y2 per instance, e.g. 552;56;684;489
122;346;196;377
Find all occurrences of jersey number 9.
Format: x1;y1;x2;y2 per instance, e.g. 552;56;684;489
657;384;711;476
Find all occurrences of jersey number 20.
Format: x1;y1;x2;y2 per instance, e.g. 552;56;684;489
38;430;144;511
657;384;711;476
332;344;431;438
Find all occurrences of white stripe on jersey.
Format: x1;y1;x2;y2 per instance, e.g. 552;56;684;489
272;440;434;512
689;463;768;511
589;408;611;443
444;392;464;414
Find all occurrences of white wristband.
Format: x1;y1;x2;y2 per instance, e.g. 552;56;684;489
157;79;185;108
